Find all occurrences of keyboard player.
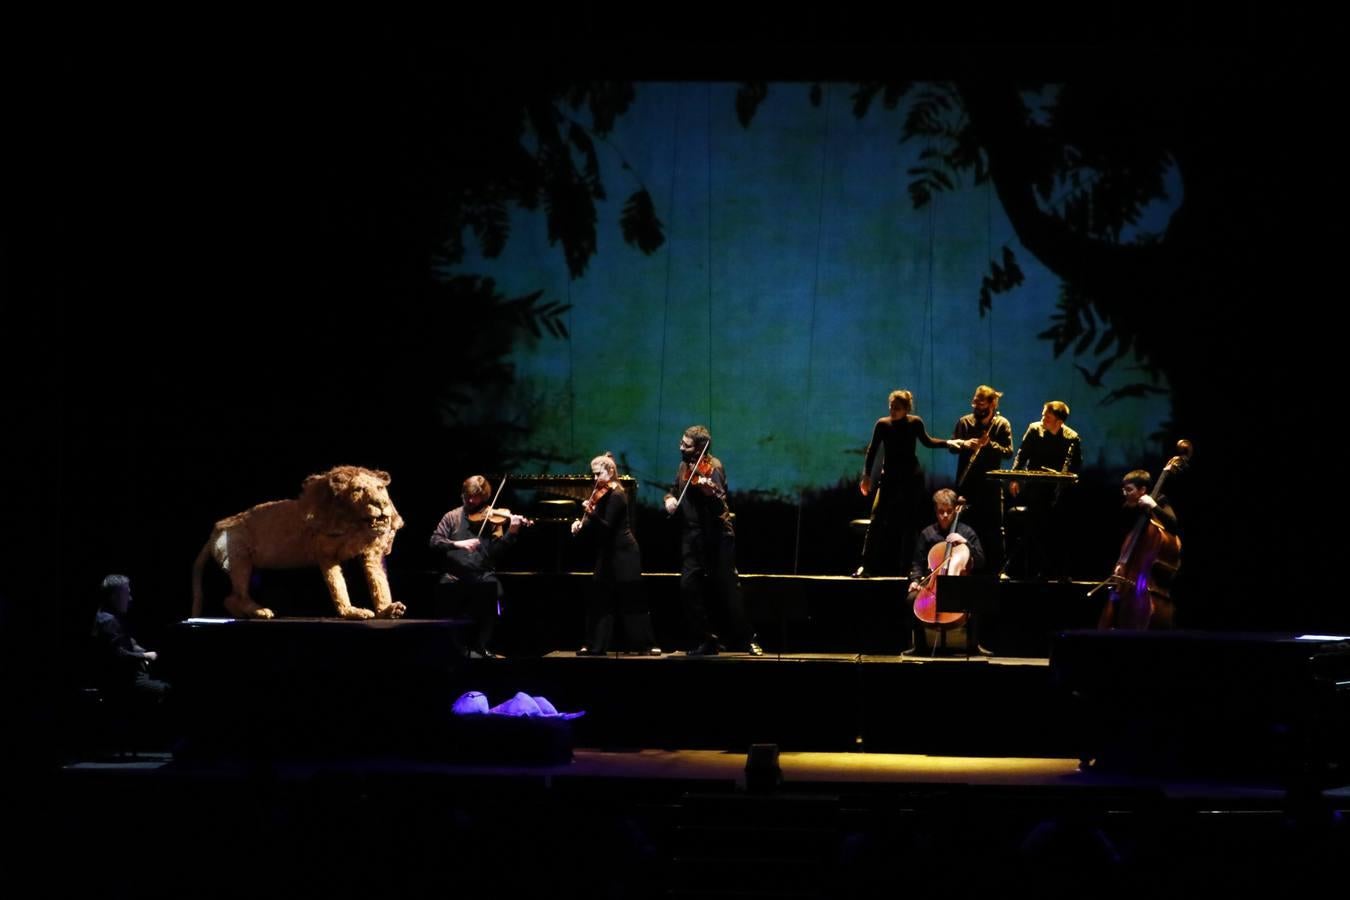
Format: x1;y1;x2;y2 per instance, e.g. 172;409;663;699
1008;401;1083;579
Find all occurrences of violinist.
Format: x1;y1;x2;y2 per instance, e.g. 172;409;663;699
570;453;660;656
854;390;959;578
429;475;527;659
904;489;991;656
663;426;762;657
950;385;1014;572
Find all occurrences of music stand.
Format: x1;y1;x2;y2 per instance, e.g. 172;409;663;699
932;576;995;658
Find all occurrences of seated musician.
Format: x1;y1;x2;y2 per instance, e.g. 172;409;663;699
1009;400;1082;579
904;489;991;656
429;475;527;659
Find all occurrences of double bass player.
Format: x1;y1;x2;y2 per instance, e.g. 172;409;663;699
1095;466;1182;630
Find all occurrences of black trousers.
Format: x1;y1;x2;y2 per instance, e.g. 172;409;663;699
436;575;501;654
859;472;922;575
681;533;753;648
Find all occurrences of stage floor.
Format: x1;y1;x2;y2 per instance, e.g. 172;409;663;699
62;748;1342;805
540;650;1050;664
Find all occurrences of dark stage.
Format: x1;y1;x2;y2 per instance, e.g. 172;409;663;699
44;619;1350;897
10;10;1335;896
40;579;1350;897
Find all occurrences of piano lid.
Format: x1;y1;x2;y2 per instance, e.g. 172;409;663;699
496;474;640;523
983;469;1079;483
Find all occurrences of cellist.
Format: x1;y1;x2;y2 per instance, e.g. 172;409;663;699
904;488;992;656
1099;469;1181;630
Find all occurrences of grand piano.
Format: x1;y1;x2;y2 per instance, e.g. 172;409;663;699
496;473;640;527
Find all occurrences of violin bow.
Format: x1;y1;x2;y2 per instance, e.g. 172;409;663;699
669;440;711;515
476;475;510;541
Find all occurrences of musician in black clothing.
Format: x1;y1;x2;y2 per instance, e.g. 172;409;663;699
90;574;169;702
950;384;1014;573
1120;469;1178;532
429;475;527;658
1011;401;1083;479
903;489;992;656
1009;401;1082;579
571;452;660;656
1105;468;1181;628
663;426;762;657
854;390;959;577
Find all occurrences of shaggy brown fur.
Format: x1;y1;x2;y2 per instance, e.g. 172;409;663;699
191;466;406;620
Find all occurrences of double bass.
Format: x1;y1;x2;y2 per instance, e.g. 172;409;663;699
911;499;973;627
1092;440;1192;630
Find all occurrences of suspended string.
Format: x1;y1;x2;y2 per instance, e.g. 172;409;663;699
654;84;681;494
986;174;995;385
705;83;715;433
566;270;575;460
923;157;938;483
793;83;833;576
911;147;935;409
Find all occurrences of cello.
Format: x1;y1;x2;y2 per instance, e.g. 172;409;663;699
1092;440;1192;630
911;499;973;628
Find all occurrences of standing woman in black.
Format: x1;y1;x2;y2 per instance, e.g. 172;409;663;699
853;390;959;577
571;452;661;656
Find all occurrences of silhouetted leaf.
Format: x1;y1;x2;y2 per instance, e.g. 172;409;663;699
586;82;635;135
568;123;605;200
1075;327;1096;355
465;200;510;259
736;82;769;128
542;165;597;278
620;189;665;255
882;82;911;109
852;83;882;118
978;246;1025;313
1101;383;1169;406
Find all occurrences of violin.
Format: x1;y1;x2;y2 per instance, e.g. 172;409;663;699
582;479;614;514
571;479;615;536
466;506;534;536
681;456;725;499
1092;440;1191;630
667;439;725;517
911;500;973;627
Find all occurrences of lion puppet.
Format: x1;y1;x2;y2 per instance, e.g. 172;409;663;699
191;465;407;620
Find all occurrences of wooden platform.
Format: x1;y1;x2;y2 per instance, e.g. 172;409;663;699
491;570;1101;658
156;617;1350;787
